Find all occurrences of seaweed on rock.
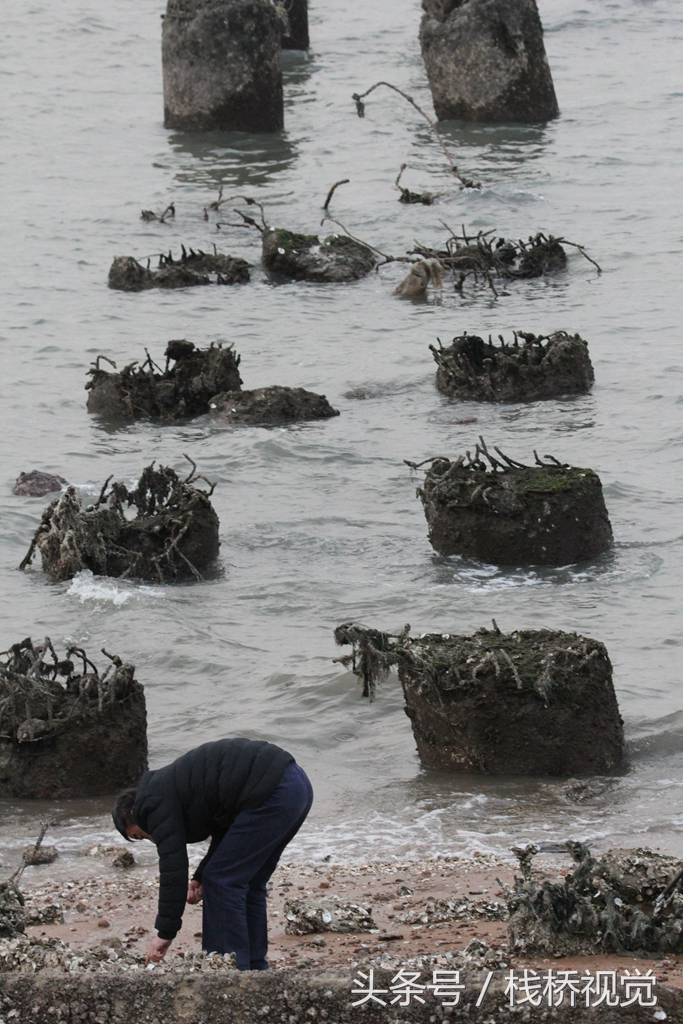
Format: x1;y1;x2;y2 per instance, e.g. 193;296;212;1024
19;458;220;583
507;843;683;954
431;330;594;402
86;341;243;422
0;640;147;799
413;438;612;566
334;623;624;775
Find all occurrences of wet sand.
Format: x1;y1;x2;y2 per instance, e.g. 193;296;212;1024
18;854;683;986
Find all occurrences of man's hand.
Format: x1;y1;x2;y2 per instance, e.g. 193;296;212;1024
187;879;203;905
146;936;172;963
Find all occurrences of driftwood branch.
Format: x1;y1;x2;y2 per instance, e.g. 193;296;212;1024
322;179;350;211
351;80;480;189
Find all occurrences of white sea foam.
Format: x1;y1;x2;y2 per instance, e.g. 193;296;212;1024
67;569;165;605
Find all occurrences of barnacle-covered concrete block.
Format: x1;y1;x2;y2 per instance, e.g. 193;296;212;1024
162;0;284;132
334;624;624;776
432;331;594;402
210;386;339;425
86;341;243;422
20;462;220;583
420;0;559;123
0;639;147;799
417;443;612;566
262;228;376;282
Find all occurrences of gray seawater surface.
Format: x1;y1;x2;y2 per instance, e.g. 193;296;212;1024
1;0;683;871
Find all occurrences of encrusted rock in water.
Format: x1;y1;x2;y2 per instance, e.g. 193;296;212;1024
162;0;283;132
508;842;683;954
334;623;624;775
13;471;68;498
19;461;220;583
210;386;339;425
420;0;559;123
262;228;376;282
281;0;309;49
0;884;25;938
413;229;572;282
22;847;57;867
431;331;594;402
108;250;250;291
0;638;147;799
86;342;243;422
284;898;376;935
416;441;612;566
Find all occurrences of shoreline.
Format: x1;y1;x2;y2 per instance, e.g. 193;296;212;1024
10;853;683;987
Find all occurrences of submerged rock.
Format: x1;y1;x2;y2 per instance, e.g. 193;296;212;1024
162;0;283;132
432;331;594;402
416;442;612;566
334;623;624;775
262;228;376;282
508;842;683;954
108;250;250;291
284;898;376;935
20;461;220;583
281;0;309;49
0;638;147;799
210;386;339;425
420;0;559;123
13;471;68;498
86;342;243;422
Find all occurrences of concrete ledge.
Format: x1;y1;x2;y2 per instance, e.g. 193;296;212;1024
0;969;680;1023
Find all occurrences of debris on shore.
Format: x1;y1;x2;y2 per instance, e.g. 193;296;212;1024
431;331;594;402
334;622;624;775
0;639;147;798
0;884;25;939
108;250;250;291
19;458;220;583
0;934;236;973
508;842;683;954
284;899;376;935
86;342;243;422
412;439;613;566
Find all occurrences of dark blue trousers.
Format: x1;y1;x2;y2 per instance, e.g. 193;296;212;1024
201;761;313;970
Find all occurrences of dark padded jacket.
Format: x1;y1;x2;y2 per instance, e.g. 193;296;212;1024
132;738;294;940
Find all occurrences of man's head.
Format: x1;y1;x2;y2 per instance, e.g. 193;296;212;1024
112;789;151;842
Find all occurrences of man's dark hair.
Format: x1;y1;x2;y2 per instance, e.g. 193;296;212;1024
112;789;138;841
